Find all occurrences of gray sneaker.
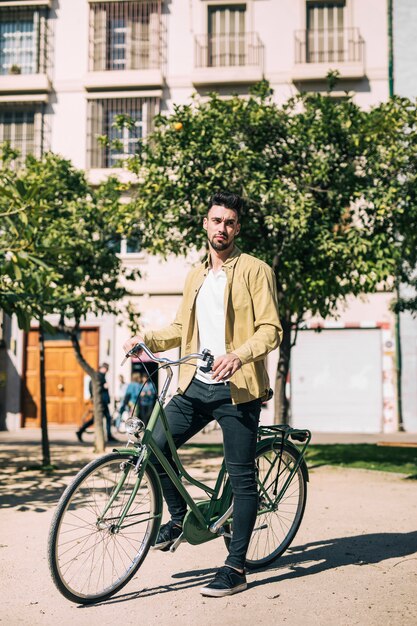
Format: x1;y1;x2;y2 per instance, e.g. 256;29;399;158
200;566;247;597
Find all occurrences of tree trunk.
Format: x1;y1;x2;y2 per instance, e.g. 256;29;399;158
39;324;51;466
0;320;7;431
274;315;292;425
59;323;106;453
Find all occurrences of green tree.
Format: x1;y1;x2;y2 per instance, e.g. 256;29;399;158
0;149;139;457
120;83;400;423
361;97;417;314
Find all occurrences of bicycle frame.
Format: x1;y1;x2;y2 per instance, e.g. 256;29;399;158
99;345;311;539
101;411;310;539
100;389;231;534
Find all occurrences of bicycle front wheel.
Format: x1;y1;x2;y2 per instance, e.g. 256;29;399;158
224;442;307;568
48;452;161;604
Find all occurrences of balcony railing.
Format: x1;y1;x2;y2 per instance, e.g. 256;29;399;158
295;28;364;65
195;32;264;69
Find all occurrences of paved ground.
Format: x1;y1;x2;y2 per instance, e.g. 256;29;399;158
1;428;416;625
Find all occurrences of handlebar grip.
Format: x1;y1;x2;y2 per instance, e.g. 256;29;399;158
200;349;214;373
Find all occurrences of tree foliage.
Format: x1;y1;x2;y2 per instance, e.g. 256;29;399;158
361;97;417;312
0;148;139;451
119;83;417;421
0;150;137;328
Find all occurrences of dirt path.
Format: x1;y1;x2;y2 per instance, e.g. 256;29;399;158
0;434;416;626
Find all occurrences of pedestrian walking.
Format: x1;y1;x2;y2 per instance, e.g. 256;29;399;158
76;363;117;442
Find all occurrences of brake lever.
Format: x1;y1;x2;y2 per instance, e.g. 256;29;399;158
120;344;142;366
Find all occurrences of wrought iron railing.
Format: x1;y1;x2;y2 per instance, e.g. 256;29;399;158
195;32;264;69
0;6;51;76
0;103;49;165
88;1;162;71
87;96;159;169
295;27;365;64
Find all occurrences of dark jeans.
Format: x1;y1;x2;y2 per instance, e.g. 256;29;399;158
79;403;112;439
151;378;261;571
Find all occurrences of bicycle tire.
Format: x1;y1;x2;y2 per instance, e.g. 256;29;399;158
224;441;307;568
48;452;162;604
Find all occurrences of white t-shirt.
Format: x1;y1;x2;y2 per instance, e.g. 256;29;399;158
195;268;227;384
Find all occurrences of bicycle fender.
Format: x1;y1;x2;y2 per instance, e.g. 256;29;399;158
256;437;310;483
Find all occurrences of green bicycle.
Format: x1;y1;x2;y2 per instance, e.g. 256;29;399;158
48;344;311;605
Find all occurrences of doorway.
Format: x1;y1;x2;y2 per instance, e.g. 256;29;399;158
22;328;99;427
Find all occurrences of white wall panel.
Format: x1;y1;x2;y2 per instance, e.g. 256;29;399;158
291;329;383;432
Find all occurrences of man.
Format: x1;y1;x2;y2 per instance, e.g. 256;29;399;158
123;191;282;597
76;363;117;443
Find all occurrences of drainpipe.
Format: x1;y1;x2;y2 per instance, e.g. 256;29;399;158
388;0;404;431
388;0;394;97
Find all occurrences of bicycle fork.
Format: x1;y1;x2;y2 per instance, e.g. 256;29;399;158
96;446;152;533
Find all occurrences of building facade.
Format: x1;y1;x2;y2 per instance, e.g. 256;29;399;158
1;0;408;433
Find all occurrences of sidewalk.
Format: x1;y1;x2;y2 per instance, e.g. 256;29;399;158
1;424;416;447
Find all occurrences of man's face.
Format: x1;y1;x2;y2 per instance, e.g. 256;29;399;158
203;205;240;252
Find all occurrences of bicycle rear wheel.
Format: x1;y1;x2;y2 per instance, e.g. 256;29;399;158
48;452;161;604
224;442;307;568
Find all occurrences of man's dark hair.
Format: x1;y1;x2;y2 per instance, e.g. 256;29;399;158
208;191;243;221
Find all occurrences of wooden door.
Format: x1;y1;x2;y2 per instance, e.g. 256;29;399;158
22;328;99;427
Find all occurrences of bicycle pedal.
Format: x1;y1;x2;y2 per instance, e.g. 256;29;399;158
252;523;268;533
212;524;231;538
169;533;185;553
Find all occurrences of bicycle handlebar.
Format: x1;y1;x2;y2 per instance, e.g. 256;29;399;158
121;342;214;372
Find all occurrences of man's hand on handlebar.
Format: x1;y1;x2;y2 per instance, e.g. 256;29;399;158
123;335;145;357
122;339;217;373
212;353;242;382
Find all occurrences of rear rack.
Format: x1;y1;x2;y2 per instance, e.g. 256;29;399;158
257;425;312;489
258;424;311;445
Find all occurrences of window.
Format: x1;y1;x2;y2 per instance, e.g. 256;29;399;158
207;5;246;67
0;7;49;75
107;107;143;166
105;234;142;255
90;1;162;71
87;97;159;169
126;234;142;253
306;1;346;63
0;106;45;162
109;16;128;70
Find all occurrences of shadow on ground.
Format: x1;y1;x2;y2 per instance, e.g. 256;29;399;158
170;531;417;591
79;530;417;606
0;441;222;512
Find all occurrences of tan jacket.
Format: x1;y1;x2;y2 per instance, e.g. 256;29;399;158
143;247;283;404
